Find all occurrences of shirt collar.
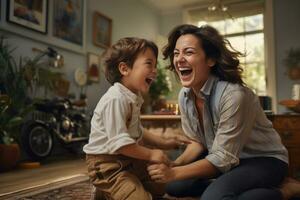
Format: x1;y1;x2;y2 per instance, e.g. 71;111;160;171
114;82;144;105
183;75;219;99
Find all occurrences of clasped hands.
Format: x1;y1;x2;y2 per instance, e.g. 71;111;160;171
147;135;190;183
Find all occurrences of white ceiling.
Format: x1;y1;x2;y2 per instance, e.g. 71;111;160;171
142;0;208;13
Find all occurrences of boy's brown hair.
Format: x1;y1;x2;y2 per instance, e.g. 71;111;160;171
102;37;158;84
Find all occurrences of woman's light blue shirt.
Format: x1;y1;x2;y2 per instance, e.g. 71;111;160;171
179;75;288;173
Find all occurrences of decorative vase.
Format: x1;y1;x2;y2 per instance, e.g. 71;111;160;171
0;143;21;172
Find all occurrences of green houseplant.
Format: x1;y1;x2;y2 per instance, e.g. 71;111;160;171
0;95;23;144
283;48;300;80
0;37;29;144
0;94;22;171
0;37;65;150
0;37;32;171
146;62;171;112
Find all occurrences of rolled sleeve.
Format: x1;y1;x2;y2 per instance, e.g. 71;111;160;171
106;133;136;153
206;146;239;173
208;88;257;172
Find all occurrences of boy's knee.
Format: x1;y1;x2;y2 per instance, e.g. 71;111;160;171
107;174;151;200
111;181;151;200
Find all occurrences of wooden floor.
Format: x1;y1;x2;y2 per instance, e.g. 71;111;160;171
0;155;88;199
0;155;198;200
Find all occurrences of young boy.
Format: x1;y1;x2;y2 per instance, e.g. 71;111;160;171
83;37;189;200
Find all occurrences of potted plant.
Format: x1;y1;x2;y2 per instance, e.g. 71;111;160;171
0;95;22;171
0;37;30;171
0;36;64;166
283;47;300;80
144;62;171;113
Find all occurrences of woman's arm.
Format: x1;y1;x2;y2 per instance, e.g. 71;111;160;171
141;128;191;150
173;139;205;166
148;158;220;183
117;143;170;165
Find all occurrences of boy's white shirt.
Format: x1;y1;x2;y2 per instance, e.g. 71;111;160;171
83;82;144;155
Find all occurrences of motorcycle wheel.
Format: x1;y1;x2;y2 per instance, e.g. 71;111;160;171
21;121;53;161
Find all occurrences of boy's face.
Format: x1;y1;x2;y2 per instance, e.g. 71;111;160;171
121;48;157;94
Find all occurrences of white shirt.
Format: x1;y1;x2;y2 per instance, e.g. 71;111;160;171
83;83;144;155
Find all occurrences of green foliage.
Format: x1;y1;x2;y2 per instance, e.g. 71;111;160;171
0;95;24;144
149;63;171;101
0;37;29;117
283;48;300;69
0;36;63;144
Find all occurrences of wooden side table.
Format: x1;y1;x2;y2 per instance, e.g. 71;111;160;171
270;114;300;178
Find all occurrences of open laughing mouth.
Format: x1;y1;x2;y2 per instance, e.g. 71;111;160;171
145;77;154;86
178;67;193;77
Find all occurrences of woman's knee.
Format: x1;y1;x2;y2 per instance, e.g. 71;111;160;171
166;179;209;198
165;181;185;197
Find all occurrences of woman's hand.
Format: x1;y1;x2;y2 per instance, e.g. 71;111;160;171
147;163;175;183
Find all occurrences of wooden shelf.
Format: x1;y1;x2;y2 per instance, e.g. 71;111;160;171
140;115;181;121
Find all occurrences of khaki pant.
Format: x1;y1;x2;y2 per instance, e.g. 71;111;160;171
86;154;165;200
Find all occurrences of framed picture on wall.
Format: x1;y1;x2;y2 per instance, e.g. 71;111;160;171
7;0;48;34
53;0;84;46
93;11;112;48
87;52;100;83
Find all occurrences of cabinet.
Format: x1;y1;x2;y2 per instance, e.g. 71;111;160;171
270;115;300;177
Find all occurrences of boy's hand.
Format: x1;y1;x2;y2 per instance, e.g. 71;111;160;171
150;149;170;165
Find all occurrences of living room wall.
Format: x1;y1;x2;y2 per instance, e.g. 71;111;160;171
0;0;159;113
273;0;300;113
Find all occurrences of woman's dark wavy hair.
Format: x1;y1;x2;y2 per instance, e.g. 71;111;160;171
163;24;244;85
102;37;158;84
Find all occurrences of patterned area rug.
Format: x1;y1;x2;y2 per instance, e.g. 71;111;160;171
19;181;197;200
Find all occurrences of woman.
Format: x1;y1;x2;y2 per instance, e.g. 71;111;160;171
147;24;300;200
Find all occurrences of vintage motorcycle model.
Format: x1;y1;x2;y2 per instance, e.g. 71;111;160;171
21;97;90;161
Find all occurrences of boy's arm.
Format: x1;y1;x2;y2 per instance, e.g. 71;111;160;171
173;139;205;166
141;128;191;150
116;143;170;165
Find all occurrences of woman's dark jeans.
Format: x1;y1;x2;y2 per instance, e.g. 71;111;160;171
166;157;288;200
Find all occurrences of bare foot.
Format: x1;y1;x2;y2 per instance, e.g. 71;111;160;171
280;177;300;200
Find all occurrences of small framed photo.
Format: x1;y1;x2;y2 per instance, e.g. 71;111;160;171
7;0;48;34
93;11;112;48
87;52;100;83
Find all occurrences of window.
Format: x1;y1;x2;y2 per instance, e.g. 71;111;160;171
185;0;266;95
197;14;266;95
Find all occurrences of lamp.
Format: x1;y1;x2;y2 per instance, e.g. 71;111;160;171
207;0;233;20
32;47;64;68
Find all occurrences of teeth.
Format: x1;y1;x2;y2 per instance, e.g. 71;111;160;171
146;77;154;84
179;67;191;71
148;77;155;81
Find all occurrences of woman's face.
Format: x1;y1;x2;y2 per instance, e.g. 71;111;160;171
173;34;215;93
